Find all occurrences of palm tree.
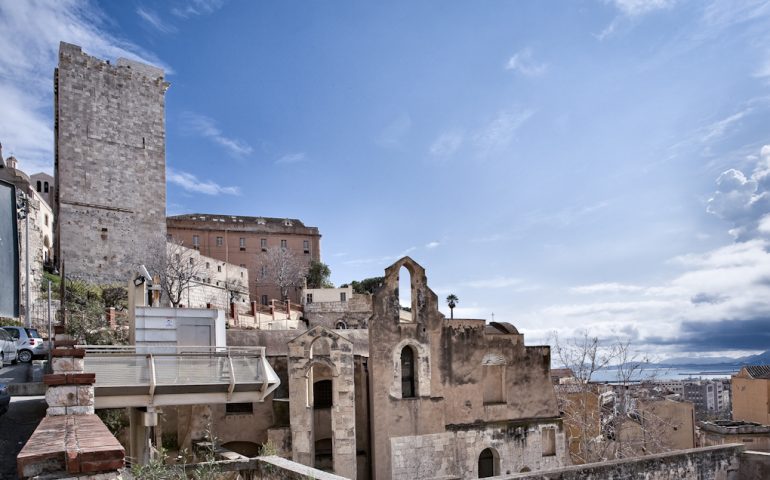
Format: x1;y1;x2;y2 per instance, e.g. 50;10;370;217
446;294;459;319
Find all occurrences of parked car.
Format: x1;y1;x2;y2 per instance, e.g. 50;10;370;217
0;329;18;366
0;384;9;416
2;326;47;363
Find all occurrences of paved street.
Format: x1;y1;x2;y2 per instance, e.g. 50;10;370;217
0;362;34;384
0;397;47;479
0;362;47;479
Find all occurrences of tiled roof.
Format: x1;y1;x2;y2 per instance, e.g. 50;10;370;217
744;365;770;379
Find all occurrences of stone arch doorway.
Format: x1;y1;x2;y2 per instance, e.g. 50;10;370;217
478;447;500;478
288;326;356;479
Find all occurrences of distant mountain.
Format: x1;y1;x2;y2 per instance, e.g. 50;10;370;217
663;356;737;365
736;350;770;365
653;350;770;369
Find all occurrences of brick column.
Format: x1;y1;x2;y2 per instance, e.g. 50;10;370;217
106;307;116;329
45;326;93;416
18;325;125;478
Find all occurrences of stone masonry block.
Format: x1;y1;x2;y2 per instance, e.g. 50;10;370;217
77;386;94;406
52;357;85;373
67;406;95;415
47;385;78;407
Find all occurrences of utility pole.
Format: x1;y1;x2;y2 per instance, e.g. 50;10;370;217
24;203;29;327
47;279;52;362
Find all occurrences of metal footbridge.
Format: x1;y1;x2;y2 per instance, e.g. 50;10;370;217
78;345;280;409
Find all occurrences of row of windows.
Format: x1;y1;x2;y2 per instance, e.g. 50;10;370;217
187;235;310;253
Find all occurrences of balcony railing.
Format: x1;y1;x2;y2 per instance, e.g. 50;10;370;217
79;345;280;409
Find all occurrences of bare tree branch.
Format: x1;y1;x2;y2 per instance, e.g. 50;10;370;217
148;238;205;308
263;246;307;301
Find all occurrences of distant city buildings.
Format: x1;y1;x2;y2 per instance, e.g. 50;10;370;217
682;379;730;417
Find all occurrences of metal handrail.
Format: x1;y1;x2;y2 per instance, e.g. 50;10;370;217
77;344;266;357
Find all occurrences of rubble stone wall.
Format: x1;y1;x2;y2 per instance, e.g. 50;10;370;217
304;293;372;329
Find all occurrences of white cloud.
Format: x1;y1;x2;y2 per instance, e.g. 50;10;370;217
171;0;225;18
137;7;177;34
167;168;240;195
700;109;751;142
505;48;548;76
180;112;253;157
596;0;675;40
604;0;675;16
429;131;464;157
0;0;169;174
473;108;535;152
425;241;440;249
706;145;770;240
275;152;307;165
522;150;770;356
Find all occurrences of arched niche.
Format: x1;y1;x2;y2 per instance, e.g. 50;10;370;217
478;447;500;478
390;338;431;398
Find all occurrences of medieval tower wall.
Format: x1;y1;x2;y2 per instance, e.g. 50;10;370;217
54;42;168;283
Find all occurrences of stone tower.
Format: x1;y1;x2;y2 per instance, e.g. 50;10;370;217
54;43;169;283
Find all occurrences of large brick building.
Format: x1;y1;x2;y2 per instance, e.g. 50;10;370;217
54;42;169;283
166;214;321;303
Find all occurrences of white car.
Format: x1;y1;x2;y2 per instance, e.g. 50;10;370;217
2;326;47;363
0;328;18;366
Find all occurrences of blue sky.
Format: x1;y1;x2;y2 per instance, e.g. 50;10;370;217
3;0;770;358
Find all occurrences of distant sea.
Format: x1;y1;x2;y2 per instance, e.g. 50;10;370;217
590;365;738;383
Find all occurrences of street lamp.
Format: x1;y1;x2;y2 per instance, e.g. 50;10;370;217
16;190;30;328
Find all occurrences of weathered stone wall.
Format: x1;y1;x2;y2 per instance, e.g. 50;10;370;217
226;328;370;358
501;444;743;479
304;293;373;329
390;420;566;479
55;42;168;283
288;327;357;479
740;450;770;480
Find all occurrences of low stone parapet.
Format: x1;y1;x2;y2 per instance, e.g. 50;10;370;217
16;414;125;478
499;444;743;480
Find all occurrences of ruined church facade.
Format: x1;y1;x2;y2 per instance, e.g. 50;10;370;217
367;257;568;479
213;257;567;480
